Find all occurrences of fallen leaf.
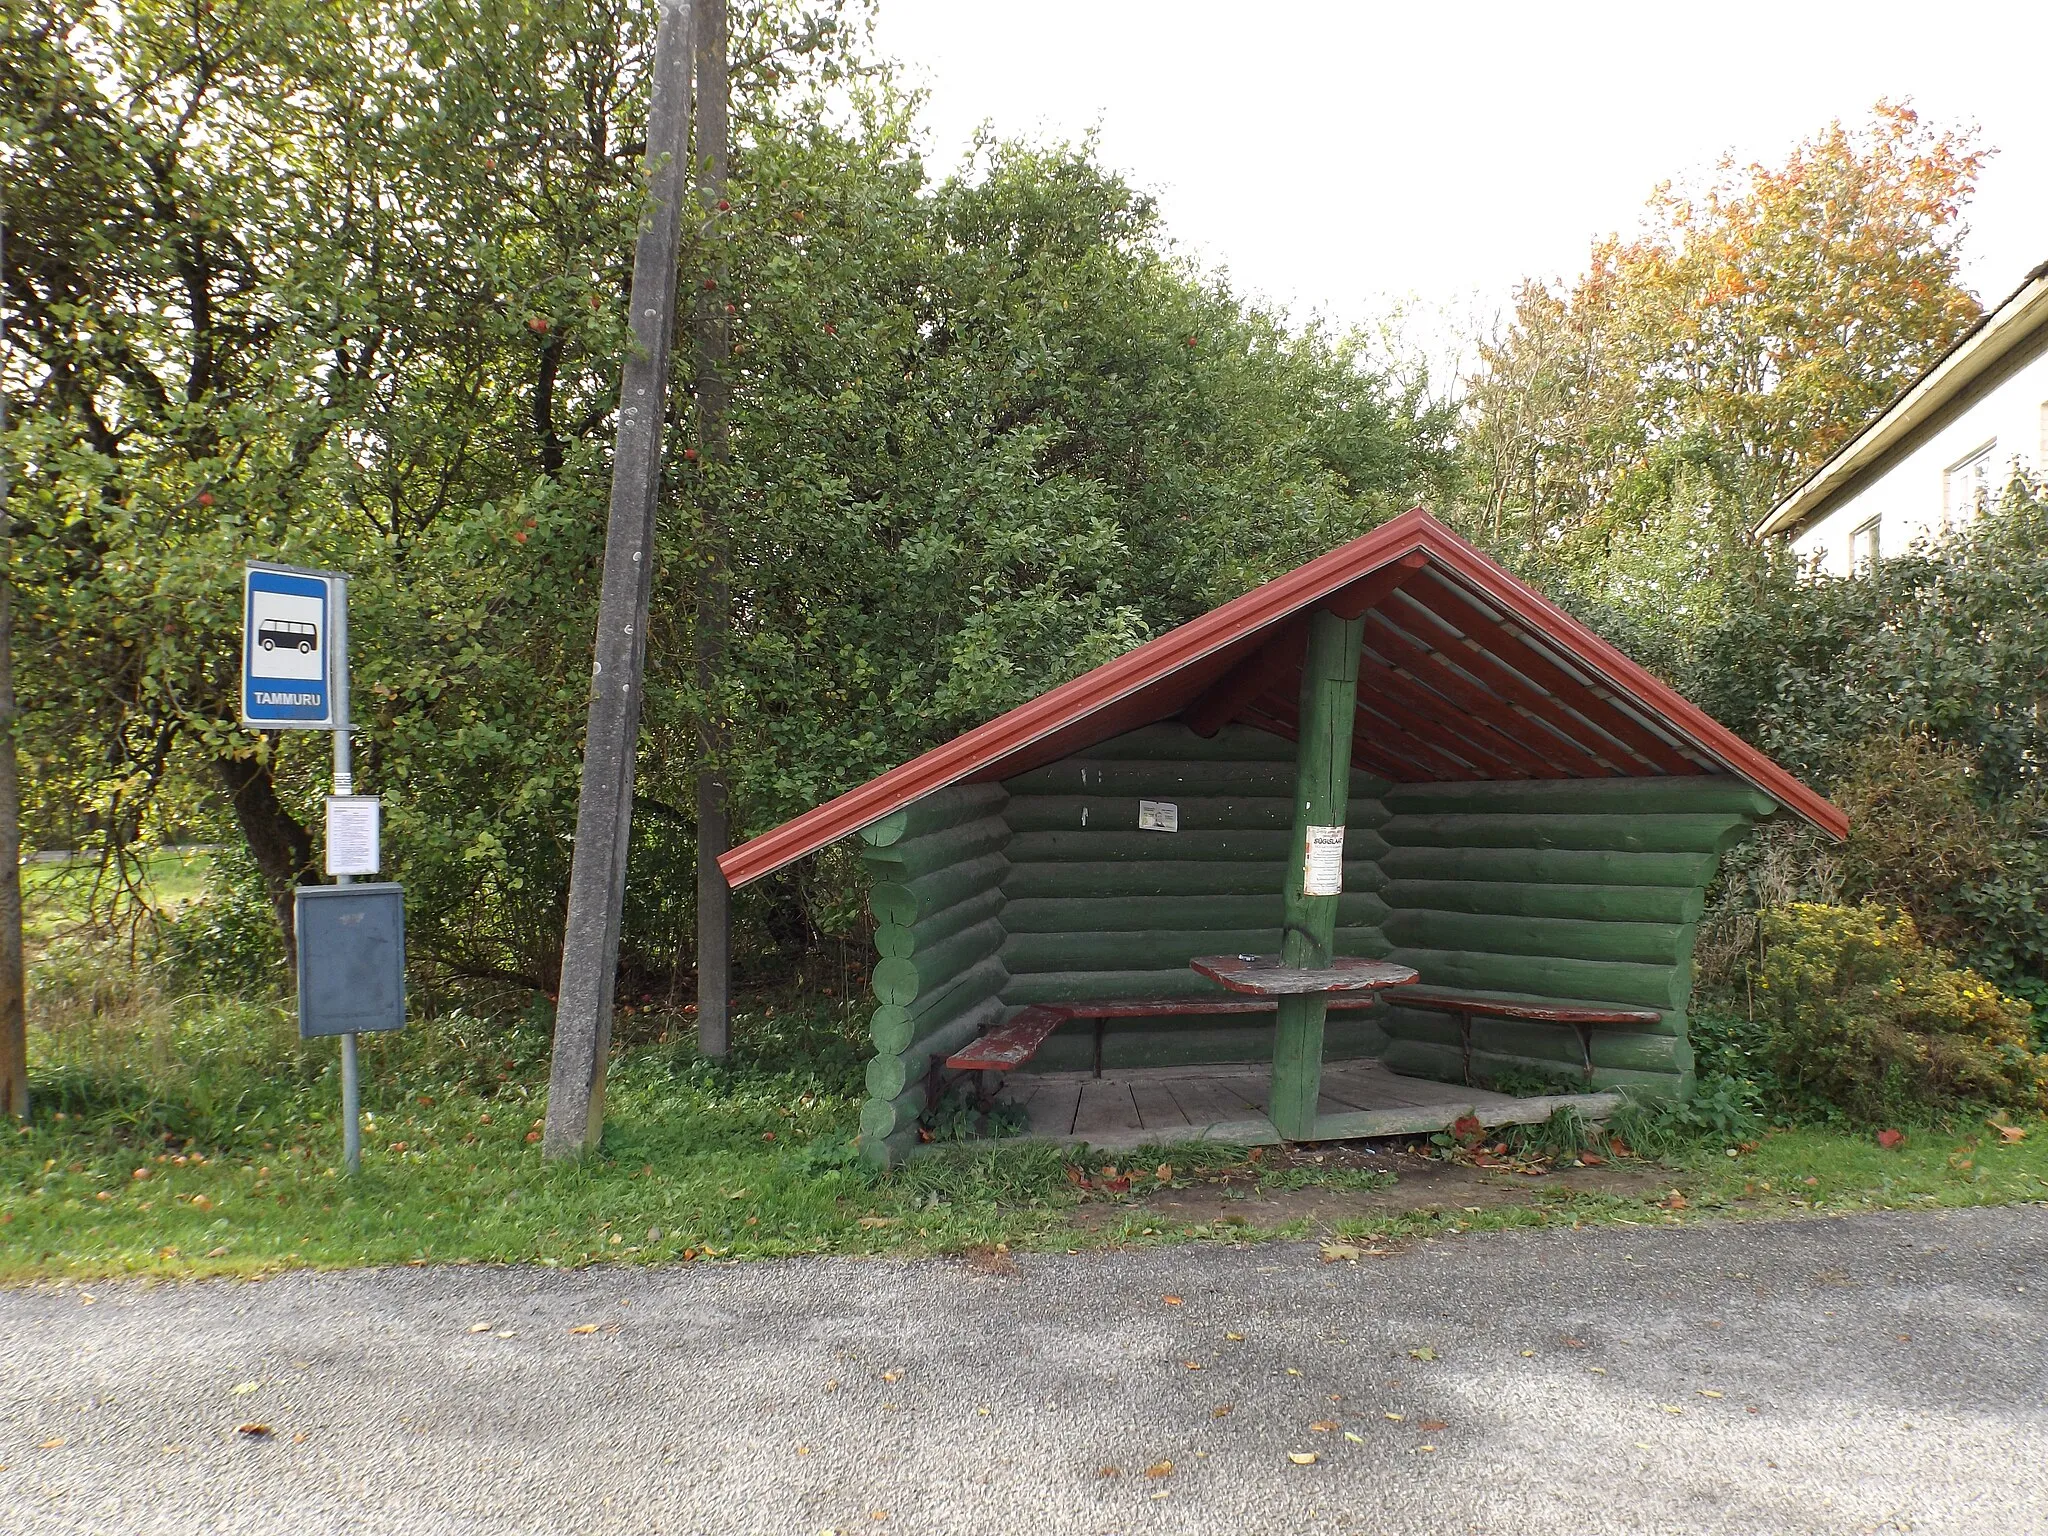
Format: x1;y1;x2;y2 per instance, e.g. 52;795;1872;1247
1344;1431;1364;1443
1660;1404;1683;1415
882;1371;902;1382
467;1323;493;1334
1225;1332;1245;1341
1416;1444;1437;1453
1144;1460;1173;1479
1182;1361;1202;1371
1420;1418;1448;1432
856;1216;899;1228
292;1431;309;1444
1211;1404;1232;1419
1288;1451;1318;1465
568;1323;600;1334
1319;1241;1362;1263
1698;1390;1724;1399
236;1423;272;1437
1408;1346;1437;1362
1385;1413;1405;1422
1097;1466;1121;1479
1661;1190;1688;1211
230;1383;260;1396
1309;1420;1339;1432
38;1438;65;1450
1876;1128;1906;1149
1155;1163;1174;1182
1996;1123;2027;1143
1162;1294;1184;1305
965;1245;1017;1276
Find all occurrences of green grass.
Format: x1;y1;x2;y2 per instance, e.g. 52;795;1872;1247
21;848;215;945
8;960;2048;1279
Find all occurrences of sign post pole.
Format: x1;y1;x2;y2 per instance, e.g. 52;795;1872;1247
329;578;361;1175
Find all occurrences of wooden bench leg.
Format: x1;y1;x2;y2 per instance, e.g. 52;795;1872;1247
1572;1022;1595;1085
1459;1011;1474;1087
1092;1016;1105;1079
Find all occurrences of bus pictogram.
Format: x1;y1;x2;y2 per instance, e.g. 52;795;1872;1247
258;618;318;654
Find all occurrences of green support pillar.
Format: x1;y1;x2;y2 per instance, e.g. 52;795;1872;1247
1269;607;1366;1139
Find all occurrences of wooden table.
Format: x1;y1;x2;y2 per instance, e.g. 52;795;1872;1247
1189;954;1418;997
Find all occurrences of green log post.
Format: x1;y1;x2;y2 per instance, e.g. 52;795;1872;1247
1269;608;1366;1139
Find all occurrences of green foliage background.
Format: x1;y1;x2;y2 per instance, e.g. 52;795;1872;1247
5;0;1453;992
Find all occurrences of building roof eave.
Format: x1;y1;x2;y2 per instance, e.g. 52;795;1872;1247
1754;260;2048;541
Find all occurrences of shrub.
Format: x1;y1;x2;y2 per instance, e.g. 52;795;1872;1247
1757;902;2044;1124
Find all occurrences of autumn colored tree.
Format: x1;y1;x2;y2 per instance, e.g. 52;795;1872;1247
1464;102;1985;564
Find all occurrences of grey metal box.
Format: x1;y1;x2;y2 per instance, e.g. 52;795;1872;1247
296;883;406;1038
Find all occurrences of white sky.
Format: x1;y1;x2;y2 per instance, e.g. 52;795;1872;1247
871;0;2048;386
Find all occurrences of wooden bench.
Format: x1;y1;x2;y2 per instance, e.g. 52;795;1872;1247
1382;987;1662;1087
946;994;1387;1078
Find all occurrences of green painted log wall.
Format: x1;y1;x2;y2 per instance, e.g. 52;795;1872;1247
856;788;1011;1161
1373;776;1769;1097
997;723;1392;1075
848;717;1780;1162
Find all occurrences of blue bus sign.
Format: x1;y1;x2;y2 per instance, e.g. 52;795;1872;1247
242;563;342;729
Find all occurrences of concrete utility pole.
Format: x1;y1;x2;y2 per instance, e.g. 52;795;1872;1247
544;0;695;1158
691;0;734;1059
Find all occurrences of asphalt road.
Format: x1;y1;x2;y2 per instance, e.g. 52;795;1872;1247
4;1206;2046;1536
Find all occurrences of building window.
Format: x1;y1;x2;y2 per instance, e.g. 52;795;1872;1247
1943;441;1996;524
1850;517;1880;572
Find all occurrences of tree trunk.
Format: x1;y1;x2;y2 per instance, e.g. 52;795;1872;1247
692;0;734;1059
213;749;317;971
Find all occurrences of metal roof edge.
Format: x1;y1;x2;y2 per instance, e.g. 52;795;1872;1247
718;509;1442;887
720;509;1845;889
1408;525;1850;842
1755;259;2048;541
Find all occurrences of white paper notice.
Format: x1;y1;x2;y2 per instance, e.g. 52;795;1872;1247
325;795;382;876
1302;824;1345;896
1137;799;1180;833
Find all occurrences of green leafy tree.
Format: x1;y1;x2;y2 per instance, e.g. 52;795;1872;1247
7;0;1453;998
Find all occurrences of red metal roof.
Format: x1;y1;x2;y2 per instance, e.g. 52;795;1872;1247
720;509;1845;887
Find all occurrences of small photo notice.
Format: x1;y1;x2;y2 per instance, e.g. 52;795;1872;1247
325;795;382;876
1302;824;1346;896
1137;799;1180;833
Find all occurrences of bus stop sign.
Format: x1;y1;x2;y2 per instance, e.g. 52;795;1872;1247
242;563;340;729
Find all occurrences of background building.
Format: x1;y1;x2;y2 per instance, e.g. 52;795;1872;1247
1756;262;2048;571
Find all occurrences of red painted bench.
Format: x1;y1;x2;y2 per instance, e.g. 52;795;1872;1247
946;994;1386;1077
1382;987;1661;1086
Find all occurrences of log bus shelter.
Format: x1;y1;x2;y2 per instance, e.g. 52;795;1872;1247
719;510;1846;1165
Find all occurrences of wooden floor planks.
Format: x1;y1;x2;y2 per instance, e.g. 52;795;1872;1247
994;1058;1617;1149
